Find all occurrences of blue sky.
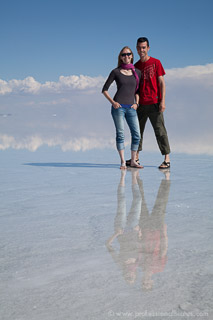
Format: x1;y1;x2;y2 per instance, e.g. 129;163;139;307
0;0;212;82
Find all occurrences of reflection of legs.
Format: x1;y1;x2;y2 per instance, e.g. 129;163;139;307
138;178;171;231
151;179;171;224
137;178;154;290
114;171;127;231
137;178;170;290
107;171;140;285
137;177;150;229
137;176;170;239
150;179;170;256
126;170;142;228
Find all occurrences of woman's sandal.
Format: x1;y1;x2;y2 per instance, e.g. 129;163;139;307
130;163;144;169
126;159;140;166
158;161;170;169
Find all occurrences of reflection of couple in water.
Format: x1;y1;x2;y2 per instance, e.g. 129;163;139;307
106;169;170;290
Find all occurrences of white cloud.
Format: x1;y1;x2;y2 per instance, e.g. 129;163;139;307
0;63;213;155
165;64;213;90
0;79;13;95
0;64;212;96
0;75;105;95
0;134;115;152
57;75;104;90
0;77;41;95
166;63;213;79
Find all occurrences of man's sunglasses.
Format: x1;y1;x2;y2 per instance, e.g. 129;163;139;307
121;53;132;57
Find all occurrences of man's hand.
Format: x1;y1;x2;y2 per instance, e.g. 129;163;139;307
159;101;166;112
158;76;166;112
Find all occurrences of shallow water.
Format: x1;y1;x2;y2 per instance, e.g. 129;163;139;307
0;148;212;320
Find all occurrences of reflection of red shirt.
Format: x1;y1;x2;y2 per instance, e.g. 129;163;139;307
138;227;168;274
135;57;165;105
143;230;167;273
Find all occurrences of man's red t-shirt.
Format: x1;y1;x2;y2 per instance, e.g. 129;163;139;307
134;57;165;105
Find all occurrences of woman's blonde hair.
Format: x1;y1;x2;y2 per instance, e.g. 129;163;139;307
117;46;134;67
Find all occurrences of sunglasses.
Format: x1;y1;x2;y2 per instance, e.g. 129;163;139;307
121;53;132;57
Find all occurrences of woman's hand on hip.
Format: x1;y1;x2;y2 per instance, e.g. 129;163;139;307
131;103;138;110
112;101;121;109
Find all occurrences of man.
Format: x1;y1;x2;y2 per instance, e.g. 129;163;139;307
127;37;171;169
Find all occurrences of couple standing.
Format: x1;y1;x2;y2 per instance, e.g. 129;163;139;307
102;37;171;170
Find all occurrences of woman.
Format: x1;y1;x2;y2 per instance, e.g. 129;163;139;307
102;46;143;169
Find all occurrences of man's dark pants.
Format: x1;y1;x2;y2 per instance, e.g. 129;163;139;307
137;103;171;155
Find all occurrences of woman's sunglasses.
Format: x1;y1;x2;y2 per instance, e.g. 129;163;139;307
121;53;132;57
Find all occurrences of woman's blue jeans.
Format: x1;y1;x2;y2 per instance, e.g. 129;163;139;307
111;106;141;151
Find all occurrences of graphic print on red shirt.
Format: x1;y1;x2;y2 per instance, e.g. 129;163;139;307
143;64;155;79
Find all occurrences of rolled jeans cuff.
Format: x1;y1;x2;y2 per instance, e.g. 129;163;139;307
131;144;139;151
116;143;125;151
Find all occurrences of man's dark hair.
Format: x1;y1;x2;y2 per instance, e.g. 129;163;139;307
137;37;149;47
